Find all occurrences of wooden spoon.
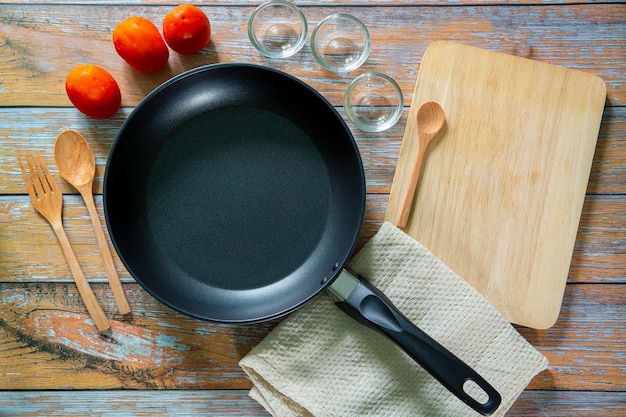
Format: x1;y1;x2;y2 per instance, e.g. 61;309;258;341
54;130;131;315
389;101;445;228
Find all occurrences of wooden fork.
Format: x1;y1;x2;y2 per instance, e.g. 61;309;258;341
18;152;110;332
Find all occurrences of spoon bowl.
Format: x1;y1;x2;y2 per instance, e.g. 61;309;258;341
417;101;446;136
54;130;131;315
54;130;96;188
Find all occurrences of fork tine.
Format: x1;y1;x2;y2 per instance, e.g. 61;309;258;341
35;151;61;194
32;152;53;195
18;155;38;204
24;153;45;199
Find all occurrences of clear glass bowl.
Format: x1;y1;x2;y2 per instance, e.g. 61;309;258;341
344;72;404;132
311;14;370;74
248;0;308;58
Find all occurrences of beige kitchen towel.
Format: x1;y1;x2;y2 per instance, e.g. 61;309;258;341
240;222;548;416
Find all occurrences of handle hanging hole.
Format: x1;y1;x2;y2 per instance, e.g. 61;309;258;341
463;379;490;404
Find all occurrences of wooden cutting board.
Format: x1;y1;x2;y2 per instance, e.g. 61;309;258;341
385;41;606;329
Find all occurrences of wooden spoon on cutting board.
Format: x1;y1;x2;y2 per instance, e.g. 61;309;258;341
388;101;445;228
54;129;131;315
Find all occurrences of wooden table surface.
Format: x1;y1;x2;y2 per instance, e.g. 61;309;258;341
1;1;625;415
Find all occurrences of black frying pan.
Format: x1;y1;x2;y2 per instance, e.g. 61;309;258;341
104;64;500;415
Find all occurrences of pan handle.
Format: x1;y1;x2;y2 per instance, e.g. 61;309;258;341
334;274;501;416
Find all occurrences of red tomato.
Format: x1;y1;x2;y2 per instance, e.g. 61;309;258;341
65;64;121;119
163;5;211;55
113;16;169;73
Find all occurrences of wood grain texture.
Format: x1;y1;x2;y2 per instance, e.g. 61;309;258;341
0;283;623;392
1;194;624;285
1;106;624;196
386;40;607;328
0;391;270;417
0;108;405;196
0;283;278;390
519;284;626;391
1;1;624;415
4;0;626;5
1;4;624;106
1;390;625;417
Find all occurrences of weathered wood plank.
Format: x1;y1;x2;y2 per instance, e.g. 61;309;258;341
520;284;626;391
0;283;277;390
3;0;626;6
571;194;626;283
0;106;624;196
0;194;385;283
589;106;626;195
1;1;624;413
0;282;623;391
2;193;624;284
0;390;270;417
512;390;626;416
0;107;405;196
1;4;624;106
1;195;127;284
0;389;624;416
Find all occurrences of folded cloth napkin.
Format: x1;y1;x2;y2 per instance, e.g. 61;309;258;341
240;222;548;416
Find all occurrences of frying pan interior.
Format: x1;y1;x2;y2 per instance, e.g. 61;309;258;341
104;64;365;322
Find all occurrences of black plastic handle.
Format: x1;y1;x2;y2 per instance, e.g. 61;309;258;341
336;276;502;416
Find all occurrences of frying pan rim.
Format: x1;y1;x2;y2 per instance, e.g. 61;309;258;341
103;63;366;323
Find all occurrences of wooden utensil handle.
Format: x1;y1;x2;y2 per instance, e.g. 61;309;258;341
395;139;427;228
386;132;429;228
82;189;131;315
51;221;110;332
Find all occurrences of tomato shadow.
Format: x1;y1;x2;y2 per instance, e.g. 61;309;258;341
125;41;221;99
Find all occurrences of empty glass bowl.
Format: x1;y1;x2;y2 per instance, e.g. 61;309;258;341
344;72;404;132
248;0;308;58
311;14;370;74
